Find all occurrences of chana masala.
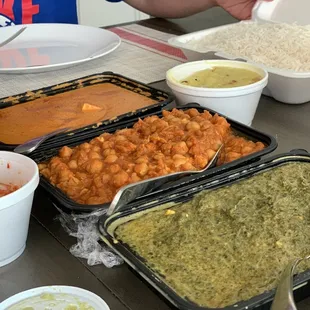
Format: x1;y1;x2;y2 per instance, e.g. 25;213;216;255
39;108;265;205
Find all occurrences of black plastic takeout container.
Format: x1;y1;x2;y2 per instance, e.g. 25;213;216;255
98;150;310;310
0;71;174;150
30;104;277;212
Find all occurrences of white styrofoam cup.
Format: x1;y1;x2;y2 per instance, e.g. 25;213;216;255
0;151;39;267
166;60;268;126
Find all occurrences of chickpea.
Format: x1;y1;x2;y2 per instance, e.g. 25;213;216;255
68;160;78;169
103;148;116;157
141;127;151;136
40;169;50;178
226;152;241;163
115;135;127;142
93;175;103;188
77;150;88;166
58;169;73;182
115;141;137;153
101;174;111;184
181;162;195;171
59;146;73;158
181;118;190;125
186;108;199;117
88;151;102;160
162;110;170;117
200;121;212;131
90;136;105;145
161;143;172;155
86;159;103;174
135;162;149;177
186;121;201;131
75;172;88;181
118;128;134;136
113;170;129;188
38;163;47;170
130;172;141;183
67;177;80;186
171;141;189;155
173;154;188;167
49;157;63;170
206;149;216;160
256;142;265;150
104;154;118;163
153;153;165;160
194;155;209;169
145;115;158;123
145;143;156;152
242;146;254;155
91;145;101;152
109;164;121;174
80;143;91;150
202;111;212;120
102;141;114;149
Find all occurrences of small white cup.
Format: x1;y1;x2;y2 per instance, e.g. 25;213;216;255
166;60;268;126
0;151;39;267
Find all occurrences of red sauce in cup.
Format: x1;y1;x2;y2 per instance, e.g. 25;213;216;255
0;183;20;197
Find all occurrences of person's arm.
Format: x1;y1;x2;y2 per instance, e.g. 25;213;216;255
123;0;217;18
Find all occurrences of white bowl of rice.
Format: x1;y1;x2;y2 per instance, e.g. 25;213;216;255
166;60;268;126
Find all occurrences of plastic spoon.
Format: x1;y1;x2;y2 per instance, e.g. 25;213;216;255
14;127;70;155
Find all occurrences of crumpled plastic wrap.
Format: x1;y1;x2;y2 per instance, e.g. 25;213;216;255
54;204;123;268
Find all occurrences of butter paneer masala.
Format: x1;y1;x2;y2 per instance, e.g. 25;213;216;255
0;83;156;145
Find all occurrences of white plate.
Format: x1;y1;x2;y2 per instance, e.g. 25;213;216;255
0;24;121;74
0;285;110;310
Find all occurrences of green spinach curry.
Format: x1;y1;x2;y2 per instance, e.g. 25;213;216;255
116;162;310;308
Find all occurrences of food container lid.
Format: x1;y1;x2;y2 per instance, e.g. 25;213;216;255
0;286;110;310
252;0;310;25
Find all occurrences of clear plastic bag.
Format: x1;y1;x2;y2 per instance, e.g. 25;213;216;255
55;204;123;268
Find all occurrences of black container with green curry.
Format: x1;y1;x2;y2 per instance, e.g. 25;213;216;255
99;150;310;310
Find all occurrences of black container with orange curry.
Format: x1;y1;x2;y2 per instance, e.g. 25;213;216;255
0;72;174;149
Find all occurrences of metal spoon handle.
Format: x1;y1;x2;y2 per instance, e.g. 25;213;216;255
271;255;310;310
14;127;70;155
107;144;223;216
271;258;300;310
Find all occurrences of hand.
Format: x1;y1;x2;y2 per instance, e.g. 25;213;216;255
215;0;273;20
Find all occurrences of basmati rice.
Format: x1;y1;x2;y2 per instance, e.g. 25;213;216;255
186;22;310;72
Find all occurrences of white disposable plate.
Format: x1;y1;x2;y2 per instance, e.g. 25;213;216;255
0;285;110;310
0;24;121;74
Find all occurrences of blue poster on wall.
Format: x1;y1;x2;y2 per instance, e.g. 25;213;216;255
0;0;78;27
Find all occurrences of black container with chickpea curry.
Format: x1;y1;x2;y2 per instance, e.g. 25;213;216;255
37;106;277;210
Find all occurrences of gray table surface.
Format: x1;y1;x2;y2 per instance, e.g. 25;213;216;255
1;7;310;310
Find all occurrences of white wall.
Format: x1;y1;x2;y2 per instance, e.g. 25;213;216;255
78;0;149;27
